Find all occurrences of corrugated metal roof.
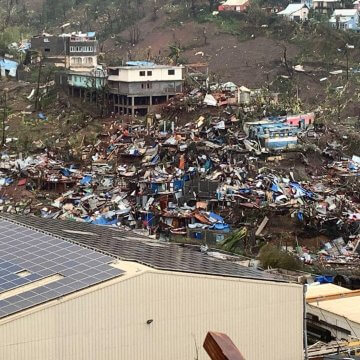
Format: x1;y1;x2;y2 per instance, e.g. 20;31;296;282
222;0;249;6
0;214;282;282
332;8;358;16
306;284;351;299
278;3;307;15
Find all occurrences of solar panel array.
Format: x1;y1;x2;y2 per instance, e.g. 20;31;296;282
1;215;280;282
0;219;124;318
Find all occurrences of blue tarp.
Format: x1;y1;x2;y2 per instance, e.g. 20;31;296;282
209;212;224;223
60;168;71;177
289;182;314;199
92;216;118;226
315;275;334;284
210;223;230;232
80;176;92;186
126;61;155;67
83;215;118;226
270;182;282;193
173;179;184;191
150;183;159;194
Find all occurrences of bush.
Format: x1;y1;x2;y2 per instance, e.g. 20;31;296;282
258;243;303;271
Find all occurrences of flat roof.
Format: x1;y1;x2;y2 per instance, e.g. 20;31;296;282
108;65;183;70
1;214;282;282
307;284;360;325
306;284;351;299
309;295;360;324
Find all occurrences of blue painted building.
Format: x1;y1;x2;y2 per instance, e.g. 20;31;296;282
329;9;360;31
248;122;302;150
0;58;18;77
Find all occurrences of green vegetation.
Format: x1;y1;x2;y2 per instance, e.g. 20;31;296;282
221;228;248;253
259;243;303;271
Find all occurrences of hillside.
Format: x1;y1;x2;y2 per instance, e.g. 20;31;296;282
0;0;359;115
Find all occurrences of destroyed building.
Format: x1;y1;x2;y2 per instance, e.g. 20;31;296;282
30;32;98;70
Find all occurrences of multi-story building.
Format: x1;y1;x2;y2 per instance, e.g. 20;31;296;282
107;61;184;116
312;0;341;15
66;32;98;71
30;32;98;71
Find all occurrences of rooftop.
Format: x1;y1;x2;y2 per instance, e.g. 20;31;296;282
0;214;280;282
222;0;249;6
278;3;308;15
0;217;124;319
108;64;183;70
307;284;360;324
331;8;358;15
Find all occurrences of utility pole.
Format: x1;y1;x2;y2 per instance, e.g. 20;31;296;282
35;55;43;111
303;285;309;360
2;88;9;146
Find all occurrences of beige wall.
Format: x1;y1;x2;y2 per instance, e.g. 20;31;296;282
307;304;360;340
109;67;183;82
0;271;303;360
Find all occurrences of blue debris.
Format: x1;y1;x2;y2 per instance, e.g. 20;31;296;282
80;176;92;186
315;275;334;284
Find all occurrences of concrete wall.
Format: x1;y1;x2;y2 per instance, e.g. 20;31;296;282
68;74;105;89
0;270;304;360
109;80;183;95
31;36;66;57
109;66;183;83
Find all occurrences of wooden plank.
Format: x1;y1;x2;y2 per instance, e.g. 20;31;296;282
203;331;245;360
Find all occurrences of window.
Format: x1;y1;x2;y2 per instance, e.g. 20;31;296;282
147;71;152;76
44;48;50;52
141;83;145;89
71;57;82;65
44;38;49;43
140;71;145;76
168;69;175;75
147;83;152;89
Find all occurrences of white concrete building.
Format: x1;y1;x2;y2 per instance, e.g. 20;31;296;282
0;215;304;360
108;61;184;115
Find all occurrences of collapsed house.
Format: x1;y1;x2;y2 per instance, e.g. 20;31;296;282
30;32;98;70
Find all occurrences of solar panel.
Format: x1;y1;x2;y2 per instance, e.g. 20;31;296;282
0;219;124;318
0;214;280;283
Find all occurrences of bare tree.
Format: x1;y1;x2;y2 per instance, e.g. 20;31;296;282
129;24;140;45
